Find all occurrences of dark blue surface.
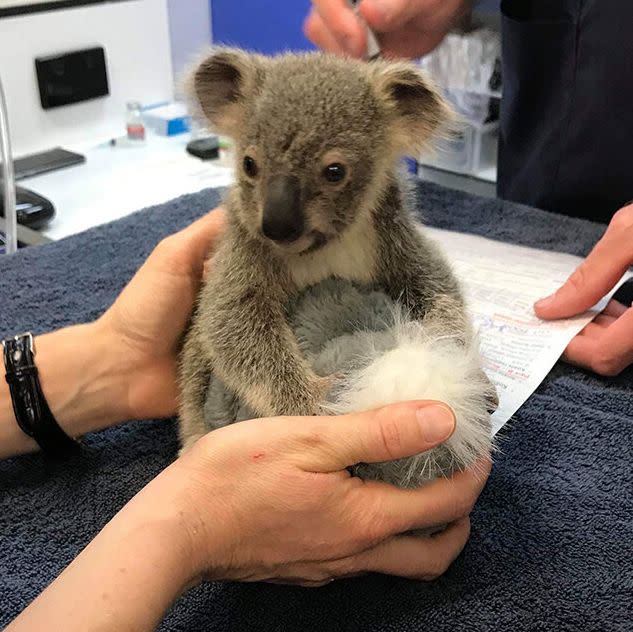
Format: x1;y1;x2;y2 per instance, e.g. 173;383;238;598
1;181;631;631
211;0;315;54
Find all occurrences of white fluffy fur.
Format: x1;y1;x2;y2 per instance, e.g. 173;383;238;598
326;309;493;483
289;213;378;289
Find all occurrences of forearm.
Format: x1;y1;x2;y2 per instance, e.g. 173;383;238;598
206;294;318;416
0;322;132;459
5;471;197;632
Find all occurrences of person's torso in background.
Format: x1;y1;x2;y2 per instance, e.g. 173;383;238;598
497;0;633;223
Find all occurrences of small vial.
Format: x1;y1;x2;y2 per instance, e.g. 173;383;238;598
126;101;146;141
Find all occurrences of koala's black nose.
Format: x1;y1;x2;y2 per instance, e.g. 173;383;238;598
262;175;304;243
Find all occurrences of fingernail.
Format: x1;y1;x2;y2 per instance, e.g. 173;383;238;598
416;404;456;443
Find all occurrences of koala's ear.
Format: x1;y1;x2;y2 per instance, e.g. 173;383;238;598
192;48;266;137
369;62;453;154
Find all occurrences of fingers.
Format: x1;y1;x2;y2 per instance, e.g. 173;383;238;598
306;0;461;59
174;208;226;275
535;228;633;322
304;10;351;55
534;252;631;320
293;401;456;472
350;517;471;580
361;0;467;43
603;299;629;319
357;459;491;536
563;306;633;376
574;311;619;340
180;206;226;242
376;24;447;58
267;518;471;586
306;1;367;56
151;208;226;277
361;0;438;31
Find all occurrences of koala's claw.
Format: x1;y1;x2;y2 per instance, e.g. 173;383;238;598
316;373;338;395
279;373;339;417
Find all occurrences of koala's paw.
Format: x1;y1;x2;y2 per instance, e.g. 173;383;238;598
309;373;345;416
315;373;339;402
271;373;339;417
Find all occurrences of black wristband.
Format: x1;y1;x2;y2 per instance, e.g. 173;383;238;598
2;333;79;456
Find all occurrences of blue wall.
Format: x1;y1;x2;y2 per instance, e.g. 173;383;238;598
211;0;315;54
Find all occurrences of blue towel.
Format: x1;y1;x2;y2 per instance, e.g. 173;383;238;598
1;181;631;631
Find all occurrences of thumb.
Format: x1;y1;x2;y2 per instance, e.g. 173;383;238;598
150;207;226;278
297;401;456;473
535;237;632;321
360;0;466;33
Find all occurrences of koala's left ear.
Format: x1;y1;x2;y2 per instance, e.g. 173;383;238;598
369;62;453;155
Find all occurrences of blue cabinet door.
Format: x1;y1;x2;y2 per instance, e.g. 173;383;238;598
211;0;315;54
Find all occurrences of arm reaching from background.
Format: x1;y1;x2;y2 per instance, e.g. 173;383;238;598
304;0;471;59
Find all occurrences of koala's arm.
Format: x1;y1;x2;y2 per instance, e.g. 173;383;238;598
195;237;329;418
376;215;472;339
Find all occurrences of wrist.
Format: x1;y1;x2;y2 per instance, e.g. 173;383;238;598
106;490;198;595
138;456;243;585
0;322;135;459
125;462;222;587
35;322;132;436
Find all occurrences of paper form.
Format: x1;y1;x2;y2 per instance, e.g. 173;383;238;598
426;227;631;435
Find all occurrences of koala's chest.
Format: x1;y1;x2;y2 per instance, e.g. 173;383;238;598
288;218;379;289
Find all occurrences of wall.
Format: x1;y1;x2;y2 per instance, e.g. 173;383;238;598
167;0;211;83
210;0;314;55
0;0;174;157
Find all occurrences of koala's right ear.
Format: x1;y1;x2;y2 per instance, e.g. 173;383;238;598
192;48;266;137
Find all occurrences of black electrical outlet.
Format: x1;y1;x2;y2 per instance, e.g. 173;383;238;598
35;47;109;110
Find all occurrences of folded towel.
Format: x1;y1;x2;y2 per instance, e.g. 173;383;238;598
1;181;631;631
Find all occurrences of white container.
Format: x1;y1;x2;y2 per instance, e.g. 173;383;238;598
143;103;190;137
420;120;498;177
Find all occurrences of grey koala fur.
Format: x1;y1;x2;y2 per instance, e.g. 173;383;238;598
179;48;497;486
202;279;397;428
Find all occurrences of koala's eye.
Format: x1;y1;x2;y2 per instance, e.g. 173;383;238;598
322;163;347;184
243;156;259;178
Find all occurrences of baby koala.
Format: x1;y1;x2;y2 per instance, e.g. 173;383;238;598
179;48;496;483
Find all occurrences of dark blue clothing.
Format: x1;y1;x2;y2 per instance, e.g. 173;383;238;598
498;0;633;222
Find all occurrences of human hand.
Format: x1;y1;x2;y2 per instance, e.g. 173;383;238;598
0;210;224;458
304;0;470;59
535;204;633;376
97;209;225;419
154;400;490;587
4;401;490;631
